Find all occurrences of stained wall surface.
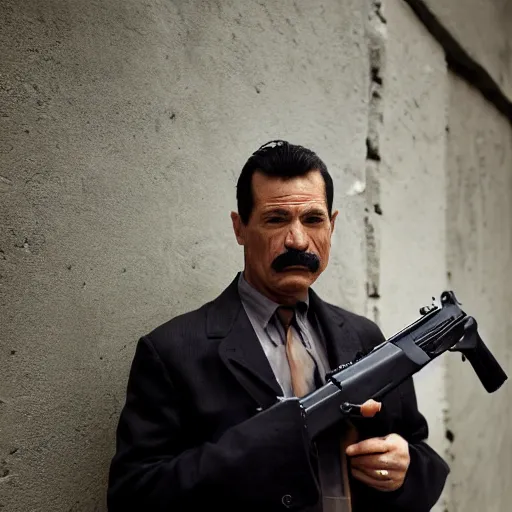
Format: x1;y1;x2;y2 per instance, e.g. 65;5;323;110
423;0;512;101
421;1;512;509
445;72;512;512
1;0;511;511
375;1;449;509
0;1;370;510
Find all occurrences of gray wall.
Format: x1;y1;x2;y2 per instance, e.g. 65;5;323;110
445;72;512;511
1;1;370;510
423;0;512;99
377;1;450;507
1;0;511;511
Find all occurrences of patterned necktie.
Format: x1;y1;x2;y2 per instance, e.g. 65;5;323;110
276;306;317;398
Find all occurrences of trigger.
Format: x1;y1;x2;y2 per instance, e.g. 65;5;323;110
340;402;363;417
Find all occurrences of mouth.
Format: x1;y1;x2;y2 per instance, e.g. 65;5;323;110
280;265;311;272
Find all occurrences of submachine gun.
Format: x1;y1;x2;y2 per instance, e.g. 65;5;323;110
275;291;507;511
300;291;507;439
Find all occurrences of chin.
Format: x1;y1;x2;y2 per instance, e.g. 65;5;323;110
275;271;316;294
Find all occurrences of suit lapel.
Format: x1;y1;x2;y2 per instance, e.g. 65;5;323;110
210;276;364;407
209;274;282;408
309;289;364;370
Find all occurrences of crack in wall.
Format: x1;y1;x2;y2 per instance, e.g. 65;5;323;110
403;0;512;125
364;0;387;324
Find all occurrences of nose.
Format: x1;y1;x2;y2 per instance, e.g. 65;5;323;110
284;221;309;251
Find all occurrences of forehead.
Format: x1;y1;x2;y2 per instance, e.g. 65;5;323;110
251;170;328;209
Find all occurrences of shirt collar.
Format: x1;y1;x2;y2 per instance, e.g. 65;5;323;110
237;272;309;328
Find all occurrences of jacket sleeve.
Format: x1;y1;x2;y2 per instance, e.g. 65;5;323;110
107;336;319;511
353;321;450;512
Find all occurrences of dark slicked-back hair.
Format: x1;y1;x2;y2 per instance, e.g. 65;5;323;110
236;140;334;224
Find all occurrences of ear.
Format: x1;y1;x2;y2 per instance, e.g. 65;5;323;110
230;211;246;246
330;210;339;233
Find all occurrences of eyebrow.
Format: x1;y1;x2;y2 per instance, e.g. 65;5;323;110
262;208;328;218
263;208;290;217
302;208;327;217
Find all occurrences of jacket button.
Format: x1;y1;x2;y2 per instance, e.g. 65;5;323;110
281;494;293;508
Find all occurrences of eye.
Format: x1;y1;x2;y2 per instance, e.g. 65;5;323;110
304;216;324;224
266;216;285;224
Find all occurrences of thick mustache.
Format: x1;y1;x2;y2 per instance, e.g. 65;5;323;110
271;249;320;273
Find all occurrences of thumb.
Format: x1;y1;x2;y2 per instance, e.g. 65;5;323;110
360;399;382;418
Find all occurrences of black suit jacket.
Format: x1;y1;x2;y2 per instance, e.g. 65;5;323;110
107;275;449;511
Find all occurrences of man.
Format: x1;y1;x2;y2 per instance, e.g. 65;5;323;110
107;140;449;511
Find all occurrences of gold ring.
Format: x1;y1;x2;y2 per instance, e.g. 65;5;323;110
375;469;389;478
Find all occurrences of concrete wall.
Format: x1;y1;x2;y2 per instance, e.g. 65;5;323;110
0;1;370;510
445;72;512;512
1;0;511;511
423;0;512;100
420;0;512;510
367;1;449;509
376;0;449;509
369;1;512;510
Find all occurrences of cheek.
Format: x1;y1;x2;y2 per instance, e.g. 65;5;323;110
248;231;280;262
268;233;286;260
311;232;331;253
312;233;333;264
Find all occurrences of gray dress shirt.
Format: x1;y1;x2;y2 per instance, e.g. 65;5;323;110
238;272;330;397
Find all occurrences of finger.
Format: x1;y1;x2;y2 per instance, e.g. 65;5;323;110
353;465;399;482
360;399;382;418
350;453;403;471
346;436;389;457
350;467;395;492
384;433;410;458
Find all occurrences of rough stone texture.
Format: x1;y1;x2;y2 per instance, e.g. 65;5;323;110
0;1;370;510
422;0;512;102
4;0;511;510
445;72;512;512
375;1;449;510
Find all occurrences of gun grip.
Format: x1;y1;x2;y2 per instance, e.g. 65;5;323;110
451;317;508;393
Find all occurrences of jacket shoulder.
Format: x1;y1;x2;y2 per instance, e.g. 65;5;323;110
139;276;241;362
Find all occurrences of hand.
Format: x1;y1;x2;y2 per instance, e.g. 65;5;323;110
345;432;410;492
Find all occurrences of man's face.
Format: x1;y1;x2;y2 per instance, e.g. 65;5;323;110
231;169;338;304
